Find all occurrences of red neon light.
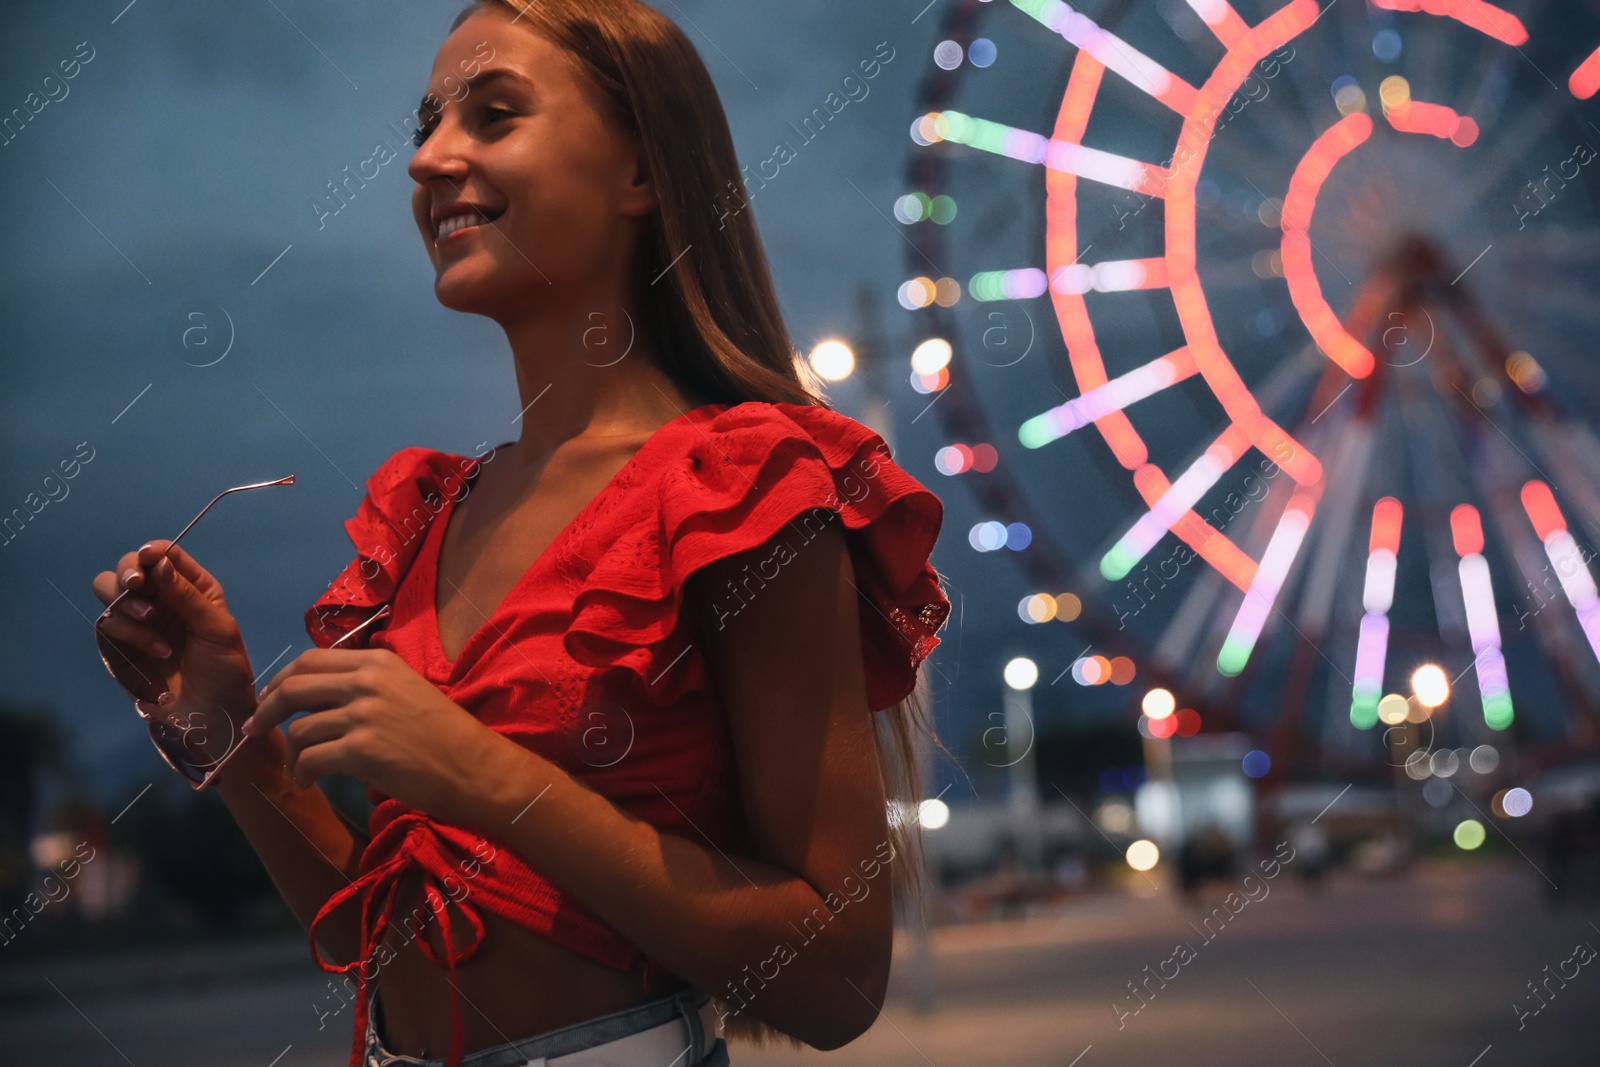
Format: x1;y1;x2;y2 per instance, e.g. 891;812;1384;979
1572;46;1600;100
1386;100;1476;144
1165;0;1326;488
1368;0;1528;46
1520;480;1567;540
1451;504;1485;557
1370;497;1404;554
1282;113;1376;380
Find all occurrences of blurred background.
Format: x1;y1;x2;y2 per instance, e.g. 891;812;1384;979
4;0;1600;1063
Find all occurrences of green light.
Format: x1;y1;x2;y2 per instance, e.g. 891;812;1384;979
1101;544;1138;582
1483;693;1514;731
1453;819;1486;850
1216;637;1251;677
930;194;958;224
1350;692;1379;730
1018;417;1052;450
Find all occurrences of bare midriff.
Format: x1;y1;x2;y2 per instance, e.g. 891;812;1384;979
369;867;688;1058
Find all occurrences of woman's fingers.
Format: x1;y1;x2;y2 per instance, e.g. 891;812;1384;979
137;541;225;603
94;609;175;660
282;705;359;775
258;649;367;704
141;548;238;643
247;661;367;737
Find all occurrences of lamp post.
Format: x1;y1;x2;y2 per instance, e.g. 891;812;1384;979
1002;657;1044;878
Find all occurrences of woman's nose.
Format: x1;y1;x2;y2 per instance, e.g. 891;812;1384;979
407;120;471;184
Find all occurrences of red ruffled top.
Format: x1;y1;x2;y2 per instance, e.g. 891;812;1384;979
301;400;950;1067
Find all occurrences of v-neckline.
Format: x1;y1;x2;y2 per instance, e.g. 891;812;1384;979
423;402;726;678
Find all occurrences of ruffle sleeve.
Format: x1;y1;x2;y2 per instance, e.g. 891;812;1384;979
304;446;487;649
563;402;951;712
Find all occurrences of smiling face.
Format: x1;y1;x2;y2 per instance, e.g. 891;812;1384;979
407;6;657;318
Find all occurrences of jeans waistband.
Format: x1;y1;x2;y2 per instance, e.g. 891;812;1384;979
363;982;722;1067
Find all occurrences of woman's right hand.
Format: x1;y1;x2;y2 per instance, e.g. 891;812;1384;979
92;541;259;770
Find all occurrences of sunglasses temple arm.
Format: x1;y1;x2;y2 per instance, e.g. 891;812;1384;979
101;476;296;616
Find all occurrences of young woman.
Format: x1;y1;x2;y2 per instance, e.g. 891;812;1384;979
91;2;951;1065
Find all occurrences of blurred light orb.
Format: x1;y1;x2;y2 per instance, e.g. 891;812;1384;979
1004;656;1039;690
968;37;997;67
1055;592;1082;621
1098;799;1135;834
969;520;1007;551
1404;751;1432;781
1372;28;1402;62
1175;708;1202;736
1453;819;1487;850
934;40;964;70
1502;788;1533;818
1379;75;1411;111
1377;693;1410;726
911;337;953;375
808;340;854;381
1423;779;1453;807
1019;593;1056;623
1411;664;1449;708
1125;839;1160;872
1430;749;1460;778
1469;745;1500;774
1142;688;1176;720
1241;750;1271;779
1107;655;1135;684
1005;522;1032;550
970;443;998;472
917;798;950;829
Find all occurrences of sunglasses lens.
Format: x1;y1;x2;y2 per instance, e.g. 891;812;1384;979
145;717;209;783
95;624;170;705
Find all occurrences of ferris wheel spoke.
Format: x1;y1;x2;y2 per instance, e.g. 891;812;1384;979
1182;0;1253;50
1013;0;1200;114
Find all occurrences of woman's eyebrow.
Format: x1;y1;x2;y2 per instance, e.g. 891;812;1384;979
415;67;538;121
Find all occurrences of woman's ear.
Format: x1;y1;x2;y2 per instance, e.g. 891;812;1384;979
618;137;657;217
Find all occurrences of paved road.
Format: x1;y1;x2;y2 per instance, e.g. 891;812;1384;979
2;859;1595;1065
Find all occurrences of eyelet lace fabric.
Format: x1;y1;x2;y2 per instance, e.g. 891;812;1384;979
301;401;951;1067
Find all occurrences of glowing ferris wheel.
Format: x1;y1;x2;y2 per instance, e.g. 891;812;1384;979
900;0;1600;768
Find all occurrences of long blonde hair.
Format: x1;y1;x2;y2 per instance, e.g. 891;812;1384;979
448;0;953;1049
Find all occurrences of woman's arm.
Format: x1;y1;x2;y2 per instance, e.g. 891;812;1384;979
211;731;373;967
464;521;895;1050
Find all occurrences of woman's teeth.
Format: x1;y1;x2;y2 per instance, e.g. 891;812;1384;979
438;213;488;238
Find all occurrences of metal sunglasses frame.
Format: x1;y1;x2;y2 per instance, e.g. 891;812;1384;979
91;476;398;792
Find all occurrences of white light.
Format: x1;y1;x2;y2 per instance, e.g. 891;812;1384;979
1004;656;1039;690
1502;787;1533;817
1141;688;1176;720
808;340;854;381
917;797;951;829
1411;664;1449;708
911;337;953;375
1126;839;1160;872
1469;745;1500;773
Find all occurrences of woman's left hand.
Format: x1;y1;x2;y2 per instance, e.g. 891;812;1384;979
245;648;509;819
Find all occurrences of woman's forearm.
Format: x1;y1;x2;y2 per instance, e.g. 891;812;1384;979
211;726;370;967
462;739;891;1051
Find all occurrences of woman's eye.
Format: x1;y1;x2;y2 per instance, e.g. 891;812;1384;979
481;106;515;126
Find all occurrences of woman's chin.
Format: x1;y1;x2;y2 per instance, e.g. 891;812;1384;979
431;268;507;315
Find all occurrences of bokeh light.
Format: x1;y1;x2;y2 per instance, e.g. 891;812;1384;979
1125;840;1160;872
1453;820;1486;850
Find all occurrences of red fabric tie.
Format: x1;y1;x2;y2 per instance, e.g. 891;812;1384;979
310;810;487;1067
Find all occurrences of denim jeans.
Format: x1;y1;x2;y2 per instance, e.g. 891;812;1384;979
362;983;731;1067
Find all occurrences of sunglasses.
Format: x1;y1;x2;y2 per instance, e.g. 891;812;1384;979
93;475;389;792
